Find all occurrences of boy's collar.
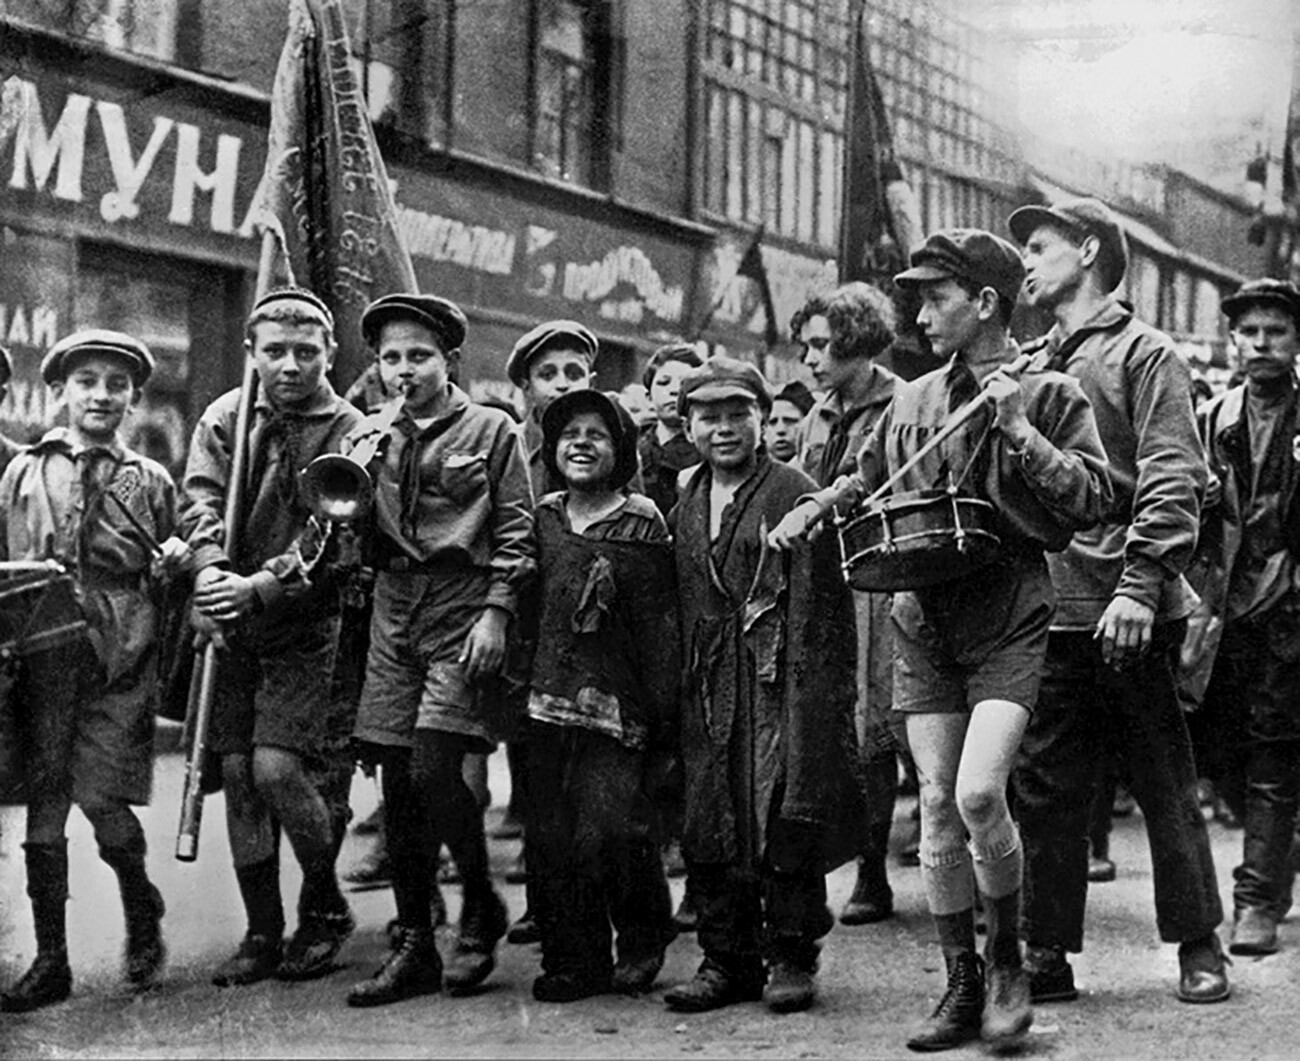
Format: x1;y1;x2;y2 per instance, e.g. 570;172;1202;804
31;426;130;460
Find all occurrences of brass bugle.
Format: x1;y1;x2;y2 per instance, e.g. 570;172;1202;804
299;389;406;523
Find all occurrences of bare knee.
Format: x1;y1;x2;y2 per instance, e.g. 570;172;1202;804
918;780;964;848
956;780;1005;831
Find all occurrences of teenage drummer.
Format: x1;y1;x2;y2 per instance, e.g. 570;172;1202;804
770;229;1111;1054
0;331;190;1012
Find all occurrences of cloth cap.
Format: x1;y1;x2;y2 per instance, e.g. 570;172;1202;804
507;320;598;387
250;286;336;331
41;329;155;386
641;342;704;391
541;388;640;490
361;293;467;352
1007;197;1129;292
773;379;814;417
894;229;1026;304
1221;278;1300;327
677;355;772;417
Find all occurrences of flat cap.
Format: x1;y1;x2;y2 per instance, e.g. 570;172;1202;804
895;229;1027;305
1007;198;1129;292
1221;278;1300;326
677;355;772;416
361;293;467;352
641;342;704;391
507;319;598;387
41;329;155;386
774;379;815;417
541;388;639;490
251;286;335;331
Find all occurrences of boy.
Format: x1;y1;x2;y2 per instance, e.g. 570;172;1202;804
346;293;535;1007
772;230;1110;1051
181;287;361;987
638;342;703;518
0;330;187;1011
526;389;679;1002
664;356;862;1016
765;381;813;464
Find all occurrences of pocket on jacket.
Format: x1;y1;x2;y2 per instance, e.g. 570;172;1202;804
439;451;489;505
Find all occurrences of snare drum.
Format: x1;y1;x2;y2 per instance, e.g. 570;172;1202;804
0;564;88;659
837;489;1002;593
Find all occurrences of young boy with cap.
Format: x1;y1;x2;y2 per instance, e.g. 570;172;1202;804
345;292;535;1007
0;330;188;1011
765;381;813;464
181;287;362;988
664;355;862;1016
638;342;703;517
1178;278;1300;958
771;229;1110;1052
525;388;679;1002
1008;198;1230;1007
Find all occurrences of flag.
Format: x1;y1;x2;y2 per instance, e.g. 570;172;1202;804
247;0;417;389
736;225;779;349
838;0;920;286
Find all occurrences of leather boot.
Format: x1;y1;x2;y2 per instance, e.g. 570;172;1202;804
347;926;442;1007
980;890;1032;1049
763;940;819;1013
1;843;73;1013
906;951;984;1052
100;844;166;989
443;886;507;996
839;849;894;925
664;957;766;1013
1177;933;1231;1004
1229;906;1278;956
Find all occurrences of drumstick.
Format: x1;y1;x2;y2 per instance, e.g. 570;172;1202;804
103;490;164;558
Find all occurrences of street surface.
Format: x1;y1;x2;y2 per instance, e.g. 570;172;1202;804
2;732;1298;1060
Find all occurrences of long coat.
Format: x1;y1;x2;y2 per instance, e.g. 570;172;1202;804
673;456;863;873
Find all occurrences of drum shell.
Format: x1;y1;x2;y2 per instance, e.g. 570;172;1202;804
838;490;1002;593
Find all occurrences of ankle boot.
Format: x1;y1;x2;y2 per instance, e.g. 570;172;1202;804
1;843;73;1013
100;844;167;989
347;926;442;1007
905;951;984;1052
839;843;894;925
980;889;1032;1049
444;886;507;996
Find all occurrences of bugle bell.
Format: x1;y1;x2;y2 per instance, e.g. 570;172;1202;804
299;453;375;523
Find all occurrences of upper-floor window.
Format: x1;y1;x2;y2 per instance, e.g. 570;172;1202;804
534;0;613;188
352;0;454;149
6;0;179;61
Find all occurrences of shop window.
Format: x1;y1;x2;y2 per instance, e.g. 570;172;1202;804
533;0;615;189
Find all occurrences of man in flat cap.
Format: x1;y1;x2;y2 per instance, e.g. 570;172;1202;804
1;330;189;1011
1007;198;1231;1005
346;292;535;1006
1178;279;1300;959
663;355;862;1017
790;282;905;932
772;229;1110;1052
180;287;363;988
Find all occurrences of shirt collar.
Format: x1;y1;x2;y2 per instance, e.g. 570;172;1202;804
28;426;130;462
255;379;342;418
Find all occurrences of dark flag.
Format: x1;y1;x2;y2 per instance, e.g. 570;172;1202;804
838;0;921;286
247;0;418;390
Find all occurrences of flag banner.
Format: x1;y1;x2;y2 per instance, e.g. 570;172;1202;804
838;0;919;287
247;0;417;389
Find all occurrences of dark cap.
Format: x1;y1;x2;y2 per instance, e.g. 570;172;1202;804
1221;278;1300;326
677;355;772;417
895;229;1027;304
41;329;155;386
507;320;599;387
250;286;336;331
1007;198;1129;292
773;379;814;417
641;342;704;391
541;388;639;490
361;293;467;352
0;344;11;387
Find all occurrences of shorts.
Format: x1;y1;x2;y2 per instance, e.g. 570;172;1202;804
208;614;345;760
891;555;1053;715
354;569;516;751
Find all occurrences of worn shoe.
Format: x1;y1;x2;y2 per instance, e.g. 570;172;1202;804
1177;933;1231;1003
443;889;508;996
664;960;765;1013
612;952;664;995
905;951;984;1052
347;926;441;1007
212;934;282;987
1229;907;1279;956
982;962;1032;1052
763;960;817;1013
532;969;612;1003
506;910;539;945
342;848;392;892
1087;856;1117;883
0;951;73;1012
277;910;355;981
1025;944;1078;1003
124;883;167;989
672;890;699;933
839;861;894;926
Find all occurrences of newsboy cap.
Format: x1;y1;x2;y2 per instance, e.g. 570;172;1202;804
1007;198;1129;293
1221;278;1300;327
541;388;640;491
506;320;599;387
41;329;155;386
361;293;468;352
895;229;1027;305
774;379;815;417
677;355;772;416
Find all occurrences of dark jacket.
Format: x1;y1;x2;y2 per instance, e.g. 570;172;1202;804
637;424;699;519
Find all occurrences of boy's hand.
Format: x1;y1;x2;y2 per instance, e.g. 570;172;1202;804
1094;594;1155;668
190;607;227;650
194;569;257;621
461;606;508;681
768;501;821;551
984;370;1032;449
151;535;192;580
